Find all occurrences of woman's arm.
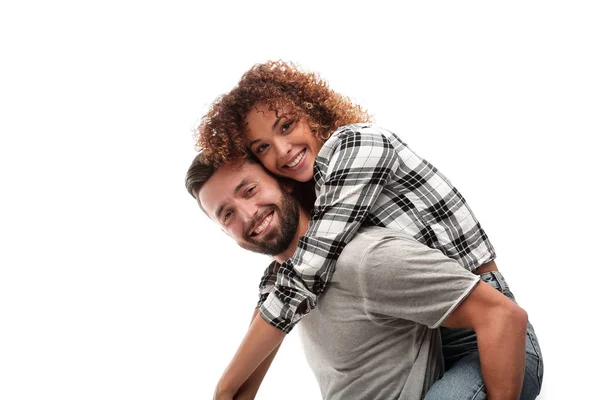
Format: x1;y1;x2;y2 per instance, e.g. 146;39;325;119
260;126;402;333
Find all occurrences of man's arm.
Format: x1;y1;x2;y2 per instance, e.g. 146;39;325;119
358;234;527;400
214;315;285;400
231;309;282;400
442;281;528;400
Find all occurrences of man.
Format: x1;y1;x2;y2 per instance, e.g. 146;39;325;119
187;154;529;400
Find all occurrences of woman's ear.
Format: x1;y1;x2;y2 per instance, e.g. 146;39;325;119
279;178;296;194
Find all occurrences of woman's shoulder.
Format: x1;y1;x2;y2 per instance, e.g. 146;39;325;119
332;123;401;138
316;123;405;168
325;124;403;148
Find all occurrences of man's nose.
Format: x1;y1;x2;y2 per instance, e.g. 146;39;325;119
237;201;258;222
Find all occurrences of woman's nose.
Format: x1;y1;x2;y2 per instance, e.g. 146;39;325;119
273;137;292;159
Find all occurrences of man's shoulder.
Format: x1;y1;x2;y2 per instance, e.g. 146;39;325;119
339;226;419;263
353;225;411;242
354;226;417;244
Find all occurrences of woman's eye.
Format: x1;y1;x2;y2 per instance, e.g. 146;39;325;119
281;120;293;134
255;143;269;154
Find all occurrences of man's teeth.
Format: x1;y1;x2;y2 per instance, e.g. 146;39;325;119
253;213;273;235
286;150;305;168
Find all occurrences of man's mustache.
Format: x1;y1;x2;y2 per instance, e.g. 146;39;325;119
245;207;276;238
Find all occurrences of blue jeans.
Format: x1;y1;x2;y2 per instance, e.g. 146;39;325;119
424;271;544;400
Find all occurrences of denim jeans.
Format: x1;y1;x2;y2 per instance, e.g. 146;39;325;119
424;271;544;400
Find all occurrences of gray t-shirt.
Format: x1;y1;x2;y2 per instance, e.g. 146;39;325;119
297;227;480;400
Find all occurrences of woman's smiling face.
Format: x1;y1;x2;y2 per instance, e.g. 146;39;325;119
244;104;323;182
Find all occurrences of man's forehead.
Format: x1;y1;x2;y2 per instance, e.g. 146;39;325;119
197;161;271;213
216;160;267;186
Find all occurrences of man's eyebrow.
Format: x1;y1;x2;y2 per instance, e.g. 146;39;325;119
215;204;225;220
234;178;250;195
215;178;251;220
247;117;282;148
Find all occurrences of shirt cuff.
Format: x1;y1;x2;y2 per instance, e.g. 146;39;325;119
258;289;316;333
256;261;281;308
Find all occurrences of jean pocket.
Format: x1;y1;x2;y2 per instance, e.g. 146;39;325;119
480;272;512;295
526;324;544;387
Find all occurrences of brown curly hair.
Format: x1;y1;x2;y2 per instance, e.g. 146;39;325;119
195;60;372;167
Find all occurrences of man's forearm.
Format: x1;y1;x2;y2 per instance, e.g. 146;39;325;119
443;282;529;400
214;314;286;399
232;309;282;399
477;304;528;400
233;343;281;400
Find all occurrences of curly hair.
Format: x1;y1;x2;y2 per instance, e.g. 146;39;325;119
195;60;372;167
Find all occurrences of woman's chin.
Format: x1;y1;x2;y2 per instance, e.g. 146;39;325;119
296;173;314;182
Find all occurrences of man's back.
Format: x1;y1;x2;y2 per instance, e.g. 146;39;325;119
298;227;480;400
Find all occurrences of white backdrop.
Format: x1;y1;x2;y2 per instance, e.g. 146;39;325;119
1;1;598;399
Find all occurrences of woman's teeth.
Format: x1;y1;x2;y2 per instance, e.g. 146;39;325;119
253;213;273;235
286;150;306;168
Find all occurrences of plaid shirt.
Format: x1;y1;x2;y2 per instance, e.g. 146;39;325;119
258;124;496;333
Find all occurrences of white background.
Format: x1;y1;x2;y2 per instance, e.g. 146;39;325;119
1;1;598;399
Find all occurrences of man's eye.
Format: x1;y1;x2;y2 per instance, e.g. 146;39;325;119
223;211;232;222
255;143;269;154
245;185;258;197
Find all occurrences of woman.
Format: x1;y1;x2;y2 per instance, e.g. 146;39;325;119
197;61;543;399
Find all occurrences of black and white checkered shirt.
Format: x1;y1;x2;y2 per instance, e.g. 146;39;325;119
258;124;496;333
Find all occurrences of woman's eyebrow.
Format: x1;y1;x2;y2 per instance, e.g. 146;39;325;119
248;117;283;148
271;117;282;132
248;138;262;148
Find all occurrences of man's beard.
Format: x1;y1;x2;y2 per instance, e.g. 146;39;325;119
240;191;299;256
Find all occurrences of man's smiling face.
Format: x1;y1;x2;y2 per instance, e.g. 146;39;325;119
198;160;299;256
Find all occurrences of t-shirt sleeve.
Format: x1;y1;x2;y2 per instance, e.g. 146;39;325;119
259;127;401;333
358;234;480;329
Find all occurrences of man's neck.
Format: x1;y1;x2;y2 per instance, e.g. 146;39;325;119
273;209;310;264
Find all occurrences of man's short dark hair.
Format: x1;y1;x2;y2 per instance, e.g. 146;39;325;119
185;153;263;200
185;152;215;200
